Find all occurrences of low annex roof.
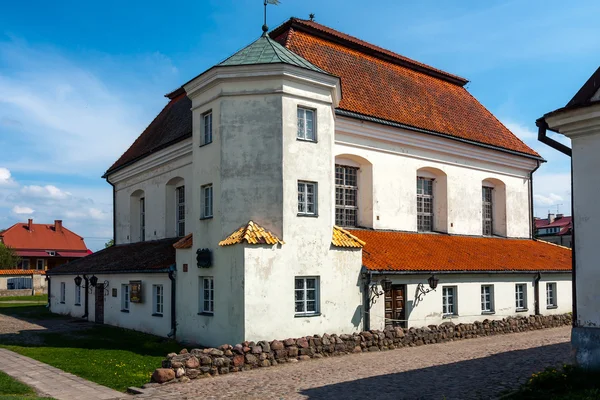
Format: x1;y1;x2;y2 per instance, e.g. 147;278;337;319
0;269;46;276
219;221;284;246
331;226;364;248
0;220;89;253
348;229;571;273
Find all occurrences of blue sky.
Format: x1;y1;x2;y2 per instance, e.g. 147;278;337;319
0;0;597;250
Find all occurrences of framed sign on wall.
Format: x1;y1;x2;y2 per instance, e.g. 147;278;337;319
130;280;142;303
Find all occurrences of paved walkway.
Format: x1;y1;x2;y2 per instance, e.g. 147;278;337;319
133;326;572;400
0;348;125;400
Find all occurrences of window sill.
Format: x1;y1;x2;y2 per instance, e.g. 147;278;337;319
60;301;65;304
481;311;495;315
199;216;213;220
516;308;529;313
199;142;212;148
442;314;458;319
152;313;163;317
296;138;318;144
295;313;321;318
121;309;130;313
546;305;558;310
74;303;81;307
297;213;319;218
197;312;214;317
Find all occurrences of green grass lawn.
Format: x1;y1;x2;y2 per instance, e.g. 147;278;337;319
0;305;181;392
0;304;64;319
506;364;600;399
0;295;48;302
0;371;54;399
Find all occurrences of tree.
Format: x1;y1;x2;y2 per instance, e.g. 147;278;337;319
0;242;21;268
105;239;114;248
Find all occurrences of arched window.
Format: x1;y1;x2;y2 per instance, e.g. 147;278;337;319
130;189;145;242
482;178;507;236
335;154;373;228
166;177;185;237
416;167;448;233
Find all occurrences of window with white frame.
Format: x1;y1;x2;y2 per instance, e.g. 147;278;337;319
417;177;434;232
295;277;319;316
75;284;81;306
140;197;146;241
176;186;185;237
60;282;66;303
335;165;358;227
481;285;494;313
121;284;130;311
36;259;45;270
153;284;164;315
482;186;493;236
203;111;213;145
199;277;214;314
298;181;317;216
515;284;527;310
442;286;457;315
297;107;315;141
201;184;213;218
546;282;557;307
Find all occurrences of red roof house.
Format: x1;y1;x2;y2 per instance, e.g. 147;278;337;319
0;219;90;270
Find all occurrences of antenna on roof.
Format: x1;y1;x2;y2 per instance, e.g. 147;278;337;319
263;0;280;36
309;13;315;21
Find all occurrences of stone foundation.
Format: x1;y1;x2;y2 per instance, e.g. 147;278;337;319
151;313;572;385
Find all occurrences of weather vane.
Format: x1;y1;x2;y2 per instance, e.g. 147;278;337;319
263;0;280;35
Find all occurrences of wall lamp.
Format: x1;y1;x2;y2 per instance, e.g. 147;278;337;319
369;278;392;307
415;274;439;305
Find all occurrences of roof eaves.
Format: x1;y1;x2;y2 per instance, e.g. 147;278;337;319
47;268;170;276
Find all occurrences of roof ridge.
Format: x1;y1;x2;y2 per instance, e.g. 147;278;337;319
534;238;573;251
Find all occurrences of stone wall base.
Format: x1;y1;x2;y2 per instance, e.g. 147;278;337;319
572;326;600;370
0;289;34;297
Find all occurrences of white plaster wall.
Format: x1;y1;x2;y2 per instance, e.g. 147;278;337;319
370;273;572;329
49;277;86;318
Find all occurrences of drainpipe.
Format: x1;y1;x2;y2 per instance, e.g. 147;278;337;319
363;270;372;332
104;178;117;245
83;274;89;320
167;264;177;339
536;118;576;326
534;272;542;315
529;160;541;239
46;275;51;309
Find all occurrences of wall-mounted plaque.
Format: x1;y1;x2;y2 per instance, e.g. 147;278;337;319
130;280;142;303
196;248;212;268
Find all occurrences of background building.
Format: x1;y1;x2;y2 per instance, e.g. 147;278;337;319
535;214;572;248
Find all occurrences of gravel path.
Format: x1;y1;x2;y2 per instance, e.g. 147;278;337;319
134;327;571;400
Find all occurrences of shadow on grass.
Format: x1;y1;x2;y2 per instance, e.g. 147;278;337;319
297;343;571;400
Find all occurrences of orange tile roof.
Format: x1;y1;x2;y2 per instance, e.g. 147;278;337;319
271;18;539;158
0;220;89;253
219;221;284;247
0;269;45;275
332;226;365;248
348;230;571;272
173;233;193;249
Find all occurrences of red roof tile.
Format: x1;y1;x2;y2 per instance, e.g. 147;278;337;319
535;216;572;229
349;230;571;272
0;220;89;253
271;19;539;158
0;269;45;276
173;233;193;249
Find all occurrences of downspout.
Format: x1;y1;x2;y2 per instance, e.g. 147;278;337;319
534;272;542;315
105;178;117;245
46;275;51;309
536;118;576;326
83;274;89;320
529;160;542;239
363;270;372;331
167;264;177;339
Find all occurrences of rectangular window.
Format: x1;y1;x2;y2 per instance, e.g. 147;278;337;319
297;107;315;141
176;186;185;237
201;184;213;218
417;177;434;232
298;181;317;216
140;197;146;241
121;284;130;311
75;284;81;306
442;286;457;315
199;277;214;314
481;285;494;313
515;284;527;310
203;112;213;145
153;284;163;315
546;282;557;307
60;282;66;303
482;186;493;236
22;259;30;269
295;277;320;316
36;259;45;270
335;165;358;227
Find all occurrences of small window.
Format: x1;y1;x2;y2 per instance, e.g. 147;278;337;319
295;277;320;316
481;285;494;313
199;277;214;314
153;284;164;315
515;284;527;310
202;112;213;145
121;284;130;311
442;286;457;316
297;107;315;141
60;282;66;304
335;165;358;227
140;197;146;241
298;181;317;216
36;259;45;270
22;259;30;269
482;186;493;236
75;284;81;306
417;177;434;232
546;282;557;308
176;186;185;237
201;184;213;219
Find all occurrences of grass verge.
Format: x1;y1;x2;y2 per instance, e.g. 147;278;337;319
0;295;48;302
0;304;64;319
0;371;53;399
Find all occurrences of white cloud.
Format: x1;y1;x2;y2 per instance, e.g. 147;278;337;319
0;167;16;186
12;205;34;215
21;185;71;200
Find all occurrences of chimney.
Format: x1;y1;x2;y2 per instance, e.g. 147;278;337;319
27;219;33;231
556;213;564;219
548;213;555;224
54;220;63;233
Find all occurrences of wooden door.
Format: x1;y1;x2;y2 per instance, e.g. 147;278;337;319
95;284;104;324
384;284;406;328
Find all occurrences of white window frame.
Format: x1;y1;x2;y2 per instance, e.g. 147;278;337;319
199;277;214;315
546;282;557;308
297;107;316;141
60;282;66;304
335;165;358;227
75;284;81;306
294;276;320;316
481;285;494;313
153;284;164;316
201;184;213;219
297;181;317;216
176;185;185;237
140;197;146;241
417;177;434;232
515;283;527;310
36;259;45;270
121;284;130;311
442;286;457;316
202;111;213;145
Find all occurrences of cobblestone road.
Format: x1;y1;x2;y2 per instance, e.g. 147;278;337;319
135;326;571;400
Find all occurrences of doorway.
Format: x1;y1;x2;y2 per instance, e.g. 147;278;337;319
385;284;407;328
95;284;104;324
